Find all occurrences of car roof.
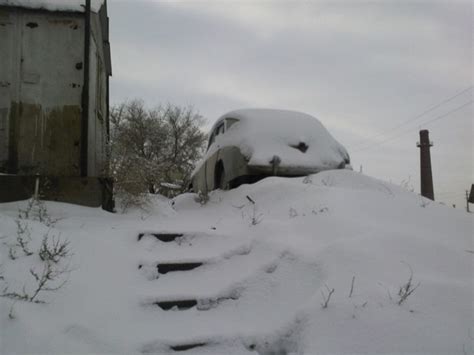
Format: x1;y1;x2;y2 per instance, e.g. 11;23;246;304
210;108;317;133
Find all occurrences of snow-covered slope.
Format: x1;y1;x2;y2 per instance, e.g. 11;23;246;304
0;170;472;354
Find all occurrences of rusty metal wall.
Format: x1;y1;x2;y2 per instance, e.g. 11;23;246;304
0;175;114;211
0;7;18;169
87;12;108;177
0;8;88;176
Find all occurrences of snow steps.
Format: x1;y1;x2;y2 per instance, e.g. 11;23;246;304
137;231;223;352
138;232;183;242
138;262;203;275
137;230;313;353
169;342;207;352
155;299;197;311
137;231;213;313
157;262;203;274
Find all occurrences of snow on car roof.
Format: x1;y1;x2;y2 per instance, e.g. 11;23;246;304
196;108;350;173
0;0;104;13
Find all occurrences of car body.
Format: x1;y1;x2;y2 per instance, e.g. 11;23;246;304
190;108;351;193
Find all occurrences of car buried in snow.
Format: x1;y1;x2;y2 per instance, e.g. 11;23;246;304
190;109;351;193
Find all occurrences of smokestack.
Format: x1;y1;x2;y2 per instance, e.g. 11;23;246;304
417;130;434;200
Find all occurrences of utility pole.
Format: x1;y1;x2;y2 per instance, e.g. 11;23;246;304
417;130;435;200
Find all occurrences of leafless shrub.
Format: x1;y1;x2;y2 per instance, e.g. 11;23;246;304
349;276;356;298
1;226;72;305
1;286;29;302
38;234;70;264
1;259;70;304
27;262;69;303
5;220;34;260
14;220;33;256
18;197;58;227
8;302;16;320
321;284;335;309
246;195;263;226
397;263;420;305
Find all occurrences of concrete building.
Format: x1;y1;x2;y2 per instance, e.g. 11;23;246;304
0;0;113;209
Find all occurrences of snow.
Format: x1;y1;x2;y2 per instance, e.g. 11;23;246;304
0;0;104;13
0;170;472;354
194;108;351;174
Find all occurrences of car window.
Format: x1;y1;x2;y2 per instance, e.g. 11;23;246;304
207;122;224;151
207;120;228;151
216;123;225;136
207;133;215;150
225;117;239;130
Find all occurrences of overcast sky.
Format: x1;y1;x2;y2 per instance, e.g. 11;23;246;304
108;0;473;209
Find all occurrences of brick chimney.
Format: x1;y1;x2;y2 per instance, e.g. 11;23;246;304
417;130;434;200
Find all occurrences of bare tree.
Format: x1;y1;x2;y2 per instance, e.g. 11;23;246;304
161;105;207;189
108;100;207;207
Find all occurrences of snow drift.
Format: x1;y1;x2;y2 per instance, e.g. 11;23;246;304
0;170;472;354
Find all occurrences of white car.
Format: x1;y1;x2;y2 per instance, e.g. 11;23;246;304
190;108;351;192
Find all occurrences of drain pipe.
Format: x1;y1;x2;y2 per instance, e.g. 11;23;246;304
80;0;91;177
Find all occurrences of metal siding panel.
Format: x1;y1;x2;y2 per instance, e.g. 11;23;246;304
0;9;19;170
0;12;12;164
88;14;108;177
16;11;84;175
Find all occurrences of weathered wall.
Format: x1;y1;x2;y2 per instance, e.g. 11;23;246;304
0;7;18;170
0;175;114;211
0;7;84;175
87;11;108;177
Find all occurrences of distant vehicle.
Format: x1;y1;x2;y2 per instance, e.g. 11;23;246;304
190;109;351;193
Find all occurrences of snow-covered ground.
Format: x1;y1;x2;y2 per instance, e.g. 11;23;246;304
0;170;472;354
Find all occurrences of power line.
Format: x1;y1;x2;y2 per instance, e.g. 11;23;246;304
418;100;473;127
352;100;473;153
436;192;465;197
351;86;473;149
